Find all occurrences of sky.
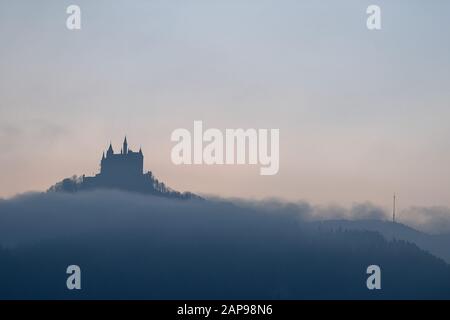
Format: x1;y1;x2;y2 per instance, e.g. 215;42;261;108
1;0;450;210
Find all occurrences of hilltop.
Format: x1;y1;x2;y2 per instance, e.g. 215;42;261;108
47;137;201;200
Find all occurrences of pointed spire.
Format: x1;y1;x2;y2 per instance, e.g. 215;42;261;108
102;151;105;160
107;142;114;155
123;136;128;154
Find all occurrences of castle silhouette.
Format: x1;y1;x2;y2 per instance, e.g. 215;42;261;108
49;137;200;199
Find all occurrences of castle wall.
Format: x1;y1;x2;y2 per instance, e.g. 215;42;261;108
101;152;143;178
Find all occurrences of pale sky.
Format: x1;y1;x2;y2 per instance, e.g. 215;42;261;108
1;0;450;210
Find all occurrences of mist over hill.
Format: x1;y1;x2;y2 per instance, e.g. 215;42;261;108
310;219;450;264
0;191;449;299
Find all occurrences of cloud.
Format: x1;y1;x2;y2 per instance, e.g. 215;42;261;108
0;120;68;157
1;190;450;299
308;202;387;221
2;190;450;250
0;191;308;247
0;192;308;297
399;206;450;234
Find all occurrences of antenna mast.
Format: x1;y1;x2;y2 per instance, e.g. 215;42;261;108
393;193;396;223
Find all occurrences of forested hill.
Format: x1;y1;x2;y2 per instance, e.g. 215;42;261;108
0;191;449;299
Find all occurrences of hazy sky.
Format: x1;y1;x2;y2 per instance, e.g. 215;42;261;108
1;0;450;209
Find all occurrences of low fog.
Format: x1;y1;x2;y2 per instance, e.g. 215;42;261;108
0;191;449;248
1;190;450;299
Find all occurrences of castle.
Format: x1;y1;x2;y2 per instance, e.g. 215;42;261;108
49;137;199;200
102;137;143;177
83;137;145;190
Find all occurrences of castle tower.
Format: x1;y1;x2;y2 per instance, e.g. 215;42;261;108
107;143;114;156
123;136;128;155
